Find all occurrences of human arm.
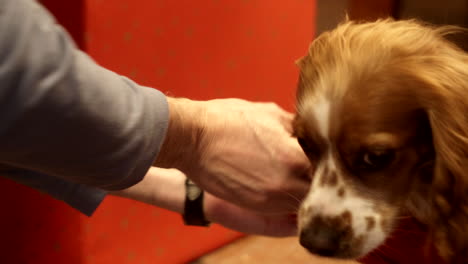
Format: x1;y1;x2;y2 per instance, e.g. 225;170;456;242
0;0;168;190
0;0;310;224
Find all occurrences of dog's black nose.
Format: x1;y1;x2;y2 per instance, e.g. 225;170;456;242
299;218;343;257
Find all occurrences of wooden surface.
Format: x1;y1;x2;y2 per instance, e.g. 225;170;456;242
195;236;360;264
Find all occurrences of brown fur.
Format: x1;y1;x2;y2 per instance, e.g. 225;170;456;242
295;18;468;263
320;168;339;187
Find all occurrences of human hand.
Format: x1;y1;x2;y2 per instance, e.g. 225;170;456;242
193;98;311;214
155;97;311;215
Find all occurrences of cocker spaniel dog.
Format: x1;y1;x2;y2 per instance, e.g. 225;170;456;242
293;18;468;263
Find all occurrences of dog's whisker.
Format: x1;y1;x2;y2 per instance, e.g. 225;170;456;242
373;247;391;262
391;230;426;236
373;248;400;264
279;189;302;204
378;243;401;257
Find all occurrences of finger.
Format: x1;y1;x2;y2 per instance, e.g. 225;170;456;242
278;110;295;131
204;194;298;237
282;111;295;121
286;137;311;169
266;103;294;123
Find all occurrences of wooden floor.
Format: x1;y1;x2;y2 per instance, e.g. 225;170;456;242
195;236;360;264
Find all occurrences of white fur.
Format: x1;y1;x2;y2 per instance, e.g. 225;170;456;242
312;96;330;139
301;158;386;256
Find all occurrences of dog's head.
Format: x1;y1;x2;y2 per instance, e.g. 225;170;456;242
293;18;468;262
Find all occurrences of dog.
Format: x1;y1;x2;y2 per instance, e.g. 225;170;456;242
293;18;468;263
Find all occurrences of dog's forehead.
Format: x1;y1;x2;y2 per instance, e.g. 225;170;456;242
297;90;342;148
339;81;424;129
296;96;341;154
297;82;426;155
296;43;428;147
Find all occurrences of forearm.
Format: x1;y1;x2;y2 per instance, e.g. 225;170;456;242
111;167;186;213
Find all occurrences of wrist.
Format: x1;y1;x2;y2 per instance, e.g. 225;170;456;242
154;97;207;175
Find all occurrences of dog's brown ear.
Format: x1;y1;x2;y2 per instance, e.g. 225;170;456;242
295;55;308;68
426;93;468;263
413;49;468;262
294;50;320;103
295;31;338;103
295;59;308;101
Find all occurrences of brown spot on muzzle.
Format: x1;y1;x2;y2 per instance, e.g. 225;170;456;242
337;187;346;197
365;216;376;231
340;211;352;225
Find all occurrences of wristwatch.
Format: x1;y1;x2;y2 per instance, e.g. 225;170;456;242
182;178;210;227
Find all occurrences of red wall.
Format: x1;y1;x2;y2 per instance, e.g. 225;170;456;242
85;0;315;109
0;1;316;263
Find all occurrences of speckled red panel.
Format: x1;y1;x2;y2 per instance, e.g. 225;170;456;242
84;0;316;110
0;0;316;263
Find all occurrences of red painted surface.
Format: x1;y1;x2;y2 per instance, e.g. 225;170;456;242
0;0;316;263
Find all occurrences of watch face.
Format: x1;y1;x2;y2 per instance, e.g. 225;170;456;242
187;184;202;201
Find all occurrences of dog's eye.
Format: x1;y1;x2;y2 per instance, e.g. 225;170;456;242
359;149;395;171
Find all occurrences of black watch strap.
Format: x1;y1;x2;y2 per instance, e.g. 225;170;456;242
183;178;210;227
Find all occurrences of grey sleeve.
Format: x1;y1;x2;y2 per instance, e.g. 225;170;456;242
0;0;169;193
0;164;107;216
